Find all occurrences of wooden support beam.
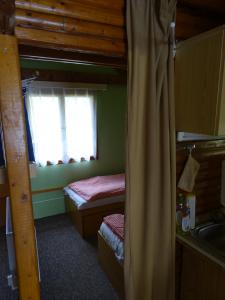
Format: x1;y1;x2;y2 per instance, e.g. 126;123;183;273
0;34;40;300
176;2;225;40
15;0;124;26
19;45;127;69
15;8;125;40
77;0;124;11
15;26;125;57
178;0;225;17
0;0;15;34
21;68;127;85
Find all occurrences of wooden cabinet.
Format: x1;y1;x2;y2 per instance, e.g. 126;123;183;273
178;244;225;300
175;26;225;135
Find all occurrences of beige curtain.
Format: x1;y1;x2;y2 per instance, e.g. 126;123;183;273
125;1;176;299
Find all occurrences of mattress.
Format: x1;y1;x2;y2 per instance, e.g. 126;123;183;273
99;222;124;262
64;187;125;211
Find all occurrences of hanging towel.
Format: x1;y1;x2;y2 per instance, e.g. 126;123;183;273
178;154;200;192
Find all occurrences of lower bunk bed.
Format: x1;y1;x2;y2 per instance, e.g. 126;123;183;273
64;174;125;238
98;214;124;299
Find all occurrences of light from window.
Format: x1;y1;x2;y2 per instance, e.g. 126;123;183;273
26;87;97;166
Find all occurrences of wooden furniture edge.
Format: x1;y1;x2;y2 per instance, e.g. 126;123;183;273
98;231;124;299
64;195;124;237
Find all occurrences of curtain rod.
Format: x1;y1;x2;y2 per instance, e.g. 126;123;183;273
29;81;107;91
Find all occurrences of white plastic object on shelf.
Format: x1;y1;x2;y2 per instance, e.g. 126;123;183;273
186;193;196;229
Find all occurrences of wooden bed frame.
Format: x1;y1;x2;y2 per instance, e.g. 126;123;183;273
98;231;124;299
64;195;124;238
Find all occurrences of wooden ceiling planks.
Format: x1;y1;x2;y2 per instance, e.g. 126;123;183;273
179;0;225;16
15;0;124;26
14;0;225;64
19;45;127;68
15;0;126;58
15;9;125;40
176;0;225;40
15;26;125;56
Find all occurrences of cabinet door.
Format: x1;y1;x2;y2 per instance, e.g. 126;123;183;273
181;247;225;300
175;27;225;135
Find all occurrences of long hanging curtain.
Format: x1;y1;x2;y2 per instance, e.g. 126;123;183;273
125;1;176;299
0;87;35;166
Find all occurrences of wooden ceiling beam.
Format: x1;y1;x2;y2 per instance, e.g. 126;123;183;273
177;2;225;22
176;3;225;40
21;68;127;85
15;0;124;26
15;26;125;57
178;0;225;16
15;8;125;40
19;45;127;69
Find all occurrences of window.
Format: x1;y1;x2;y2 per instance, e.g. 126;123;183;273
26;84;97;166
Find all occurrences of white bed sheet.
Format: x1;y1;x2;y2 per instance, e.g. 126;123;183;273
64;187;125;211
99;222;124;262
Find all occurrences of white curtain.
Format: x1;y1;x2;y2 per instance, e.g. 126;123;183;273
26;87;97;166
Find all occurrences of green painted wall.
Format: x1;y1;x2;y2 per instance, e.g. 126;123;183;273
22;60;127;219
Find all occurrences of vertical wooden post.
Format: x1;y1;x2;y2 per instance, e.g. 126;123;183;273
0;34;40;300
0;1;40;299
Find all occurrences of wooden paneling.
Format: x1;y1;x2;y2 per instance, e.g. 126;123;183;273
13;0;126;57
176;7;224;40
175;27;225;135
15;9;125;40
180;245;225;300
12;0;225;60
65;195;124;237
19;45;127;69
15;26;125;57
15;0;124;26
176;1;225;40
21;68;127;85
98;232;124;299
177;141;225;215
0;34;40;299
179;0;225;16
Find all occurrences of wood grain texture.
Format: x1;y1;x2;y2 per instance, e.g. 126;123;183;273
19;45;127;69
175;26;225;135
0;34;40;300
176;7;224;40
176;141;225;215
180;245;225;300
22;68;127;85
15;26;125;56
15;8;125;40
98;231;124;299
176;0;225;40
65;195;124;237
178;0;225;16
15;0;124;26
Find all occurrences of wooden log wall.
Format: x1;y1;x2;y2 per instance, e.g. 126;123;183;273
14;0;126;57
177;140;225;215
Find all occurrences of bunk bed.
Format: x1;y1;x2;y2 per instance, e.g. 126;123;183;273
98;213;124;299
64;174;125;237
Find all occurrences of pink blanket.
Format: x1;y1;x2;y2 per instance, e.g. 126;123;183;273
104;214;124;241
68;173;125;202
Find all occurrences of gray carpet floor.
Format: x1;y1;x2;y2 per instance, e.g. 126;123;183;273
0;214;119;300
